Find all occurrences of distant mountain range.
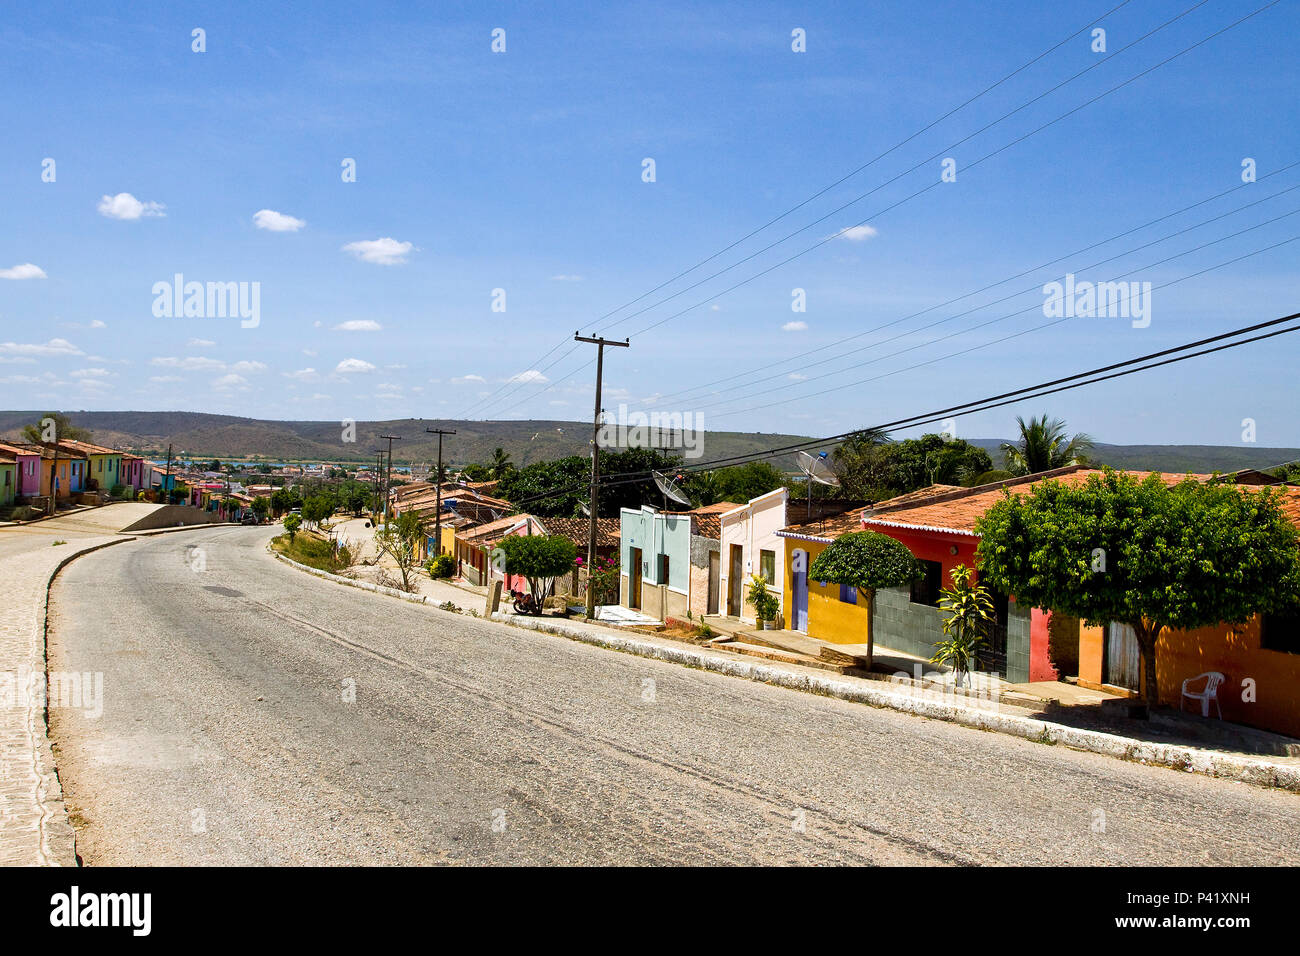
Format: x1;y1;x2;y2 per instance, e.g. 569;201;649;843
0;410;1293;476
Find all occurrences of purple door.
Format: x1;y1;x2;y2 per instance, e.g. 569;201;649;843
791;549;808;633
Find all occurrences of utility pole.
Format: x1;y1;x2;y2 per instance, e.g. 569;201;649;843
574;332;629;619
163;443;173;506
371;449;384;519
426;427;456;558
380;434;401;522
47;423;59;516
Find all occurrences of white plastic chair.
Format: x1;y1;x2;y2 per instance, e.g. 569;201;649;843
1180;671;1225;719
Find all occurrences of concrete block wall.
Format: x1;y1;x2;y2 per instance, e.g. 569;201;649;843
873;586;945;660
1005;598;1032;683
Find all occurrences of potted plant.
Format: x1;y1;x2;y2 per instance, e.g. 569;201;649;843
747;574;780;630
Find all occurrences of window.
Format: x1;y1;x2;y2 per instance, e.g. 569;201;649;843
659;553;670;584
839;584;857;604
759;549;776;584
1262;608;1300;654
97;460;103;472
910;559;943;607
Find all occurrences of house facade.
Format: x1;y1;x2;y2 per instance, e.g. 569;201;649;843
619;506;694;621
719;489;789;623
0;448;15;507
1;444;42;498
120;455;146;491
59;440;122;493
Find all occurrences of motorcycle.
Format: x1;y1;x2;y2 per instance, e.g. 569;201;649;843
510;588;542;616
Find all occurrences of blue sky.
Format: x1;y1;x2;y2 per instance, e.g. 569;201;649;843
2;0;1298;449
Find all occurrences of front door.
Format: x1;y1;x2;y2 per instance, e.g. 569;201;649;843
1104;622;1142;691
630;548;643;609
727;544;743;616
707;550;720;614
791;549;808;632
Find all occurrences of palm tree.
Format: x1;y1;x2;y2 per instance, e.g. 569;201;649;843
1000;415;1093;476
688;469;721;506
489;447;514;480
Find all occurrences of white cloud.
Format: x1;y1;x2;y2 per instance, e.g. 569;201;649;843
508;369;549;384
710;304;722;312
451;374;486;385
341;237;413;265
782;321;808;332
837;224;877;241
310;393;330;400
284;368;319;381
187;338;215;348
253;209;306;232
70;368;110;378
0;356;36;364
550;274;583;281
0;263;47;280
150;356;225;370
90;319;106;329
788;372;807;380
302;348;318;357
230;360;267;374
97;192;165;220
335;358;377;374
0;338;83;357
149;375;182;383
334;319;382;332
212;373;248;389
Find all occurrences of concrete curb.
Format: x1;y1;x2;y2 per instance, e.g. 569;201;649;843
271;552;1300;795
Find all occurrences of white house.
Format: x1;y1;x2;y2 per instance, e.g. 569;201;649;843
718;487;788;623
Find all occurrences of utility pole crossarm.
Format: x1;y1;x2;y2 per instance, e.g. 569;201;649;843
573;332;630;620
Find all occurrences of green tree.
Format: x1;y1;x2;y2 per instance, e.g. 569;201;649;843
833;432;992;500
302;494;334;528
807;531;918;665
492;534;578;609
710;461;786;504
975;470;1300;705
375;511;427;593
22;412;92;443
932;565;994;686
251;496;270;521
999;414;1092;476
490;447;514;480
283;513;302;542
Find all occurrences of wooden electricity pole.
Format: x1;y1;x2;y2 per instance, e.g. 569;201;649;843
380;434;401;522
574;333;629;619
426;426;456;557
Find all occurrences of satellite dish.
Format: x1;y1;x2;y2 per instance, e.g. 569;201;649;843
796;451;840;519
653;470;692;509
578;501;590;516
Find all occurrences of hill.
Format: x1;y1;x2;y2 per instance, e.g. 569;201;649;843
1;411;1294;476
0;410;814;469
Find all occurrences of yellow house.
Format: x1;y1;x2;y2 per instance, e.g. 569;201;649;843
776;509;874;645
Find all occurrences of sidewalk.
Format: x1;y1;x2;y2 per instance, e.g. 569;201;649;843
0;525;129;866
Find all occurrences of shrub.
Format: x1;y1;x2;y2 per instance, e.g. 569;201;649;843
426;554;456;579
931;565;993;686
746;574;780;623
109;484;128;499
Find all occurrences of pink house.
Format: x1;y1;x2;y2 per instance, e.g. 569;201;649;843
0;443;42;498
120;455;146;491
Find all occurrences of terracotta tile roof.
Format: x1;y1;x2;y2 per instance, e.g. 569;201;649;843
0;446;16;462
458;513;535;546
14;442;87;460
868;484;964;511
777;506;869;542
0;442;35;458
542;516;622;549
58;439;121;456
862;467;1218;536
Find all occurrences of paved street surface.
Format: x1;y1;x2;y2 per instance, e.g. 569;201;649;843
48;525;1300;865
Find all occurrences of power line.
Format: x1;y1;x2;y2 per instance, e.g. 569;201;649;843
636;160;1300;411
693;207;1300;418
472;0;1282;420
452;0;1136;421
499;308;1300;510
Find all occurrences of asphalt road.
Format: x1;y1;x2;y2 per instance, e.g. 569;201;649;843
47;525;1300;865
